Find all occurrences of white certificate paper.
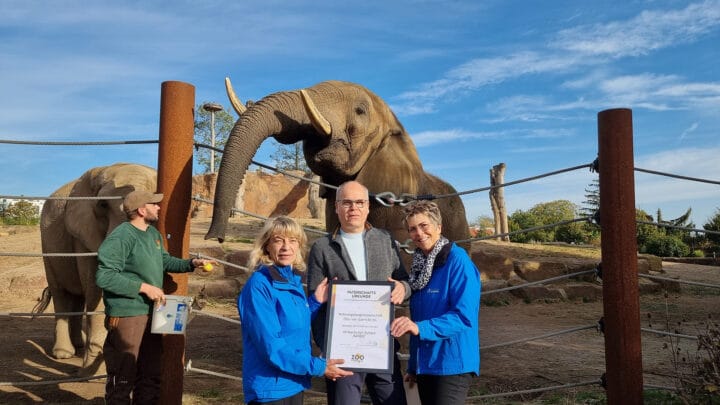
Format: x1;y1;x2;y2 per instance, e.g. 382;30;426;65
324;281;394;373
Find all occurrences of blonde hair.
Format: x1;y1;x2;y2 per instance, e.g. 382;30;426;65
247;216;308;271
402;200;443;229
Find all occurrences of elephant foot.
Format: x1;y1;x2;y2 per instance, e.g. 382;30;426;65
52;347;76;360
77;352;105;377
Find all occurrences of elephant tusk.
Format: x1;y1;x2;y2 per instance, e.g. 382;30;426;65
300;89;332;136
225;77;247;116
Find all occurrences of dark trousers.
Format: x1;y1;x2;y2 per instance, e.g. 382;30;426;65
103;315;162;405
416;373;472;405
326;350;406;405
248;391;303;405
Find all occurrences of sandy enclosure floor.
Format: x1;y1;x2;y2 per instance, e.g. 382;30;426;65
1;222;718;403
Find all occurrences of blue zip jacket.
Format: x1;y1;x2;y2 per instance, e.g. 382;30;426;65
408;243;481;376
238;264;326;403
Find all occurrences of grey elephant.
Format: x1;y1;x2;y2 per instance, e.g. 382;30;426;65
206;79;468;247
39;163;157;373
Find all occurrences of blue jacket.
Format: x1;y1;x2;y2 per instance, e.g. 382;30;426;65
238;264;326;403
408;243;481;376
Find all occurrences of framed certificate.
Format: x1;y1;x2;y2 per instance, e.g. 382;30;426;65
324;281;394;373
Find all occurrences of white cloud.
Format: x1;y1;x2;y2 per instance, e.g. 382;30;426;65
411;129;498;147
551;0;720;58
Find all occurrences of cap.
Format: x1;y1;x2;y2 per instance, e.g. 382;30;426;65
123;190;163;212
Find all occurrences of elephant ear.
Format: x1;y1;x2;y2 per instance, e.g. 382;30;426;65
64;167;110;253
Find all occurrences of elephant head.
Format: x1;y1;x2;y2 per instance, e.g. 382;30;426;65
63;163;158;250
207;79;468;245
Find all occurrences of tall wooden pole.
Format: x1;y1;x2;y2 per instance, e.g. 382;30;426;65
598;108;643;404
156;80;195;405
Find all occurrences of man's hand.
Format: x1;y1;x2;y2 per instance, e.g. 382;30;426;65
140;283;165;306
388;277;406;304
192;258;217;272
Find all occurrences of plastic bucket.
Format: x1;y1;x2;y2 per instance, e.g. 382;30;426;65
151;295;193;334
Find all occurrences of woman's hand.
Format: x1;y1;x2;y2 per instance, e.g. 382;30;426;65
313;277;329;304
324;358;353;381
390;316;419;337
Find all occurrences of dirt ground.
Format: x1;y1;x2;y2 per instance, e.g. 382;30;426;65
1;220;719;404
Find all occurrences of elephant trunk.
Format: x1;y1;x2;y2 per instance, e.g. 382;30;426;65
205;91;310;241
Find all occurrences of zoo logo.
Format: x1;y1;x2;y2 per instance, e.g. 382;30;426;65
350;353;365;363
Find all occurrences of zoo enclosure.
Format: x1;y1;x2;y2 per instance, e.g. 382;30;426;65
1;80;720;404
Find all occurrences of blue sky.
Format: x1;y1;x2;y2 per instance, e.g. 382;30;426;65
1;0;719;226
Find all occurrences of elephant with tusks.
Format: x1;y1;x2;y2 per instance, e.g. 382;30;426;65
36;163;157;375
206;79;469;249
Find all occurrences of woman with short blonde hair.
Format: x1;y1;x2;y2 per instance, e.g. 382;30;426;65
247;216;308;271
239;216;352;404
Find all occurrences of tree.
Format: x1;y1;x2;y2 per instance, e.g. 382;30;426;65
270;141;309;173
580;178;599;217
193;103;235;173
703;208;720;246
508;200;599;244
2;200;39;225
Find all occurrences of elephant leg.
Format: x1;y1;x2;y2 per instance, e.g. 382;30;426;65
81;294;106;372
68;294;85;350
78;256;106;373
50;289;77;359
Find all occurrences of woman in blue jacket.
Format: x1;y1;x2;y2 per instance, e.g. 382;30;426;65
239;216;352;404
390;201;480;405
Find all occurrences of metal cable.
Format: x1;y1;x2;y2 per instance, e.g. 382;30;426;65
194;142;338;191
184;360;326;396
191;251;250;272
0;374;107;386
481;324;598;350
639;273;720;289
185;360;242;382
643;383;679;391
468;378;601;400
433;163;593;199
635;167;720;185
636;220;720;236
641;327;698;341
0;139;158;146
192;196;329;236
0;195;122;201
192;310;241;325
456;217;590;245
1;311;103;317
482;269;597;296
0;252;97;257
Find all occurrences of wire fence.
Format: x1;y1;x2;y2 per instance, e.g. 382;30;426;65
1;120;719;401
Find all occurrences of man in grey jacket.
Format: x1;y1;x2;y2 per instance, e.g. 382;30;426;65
307;180;410;405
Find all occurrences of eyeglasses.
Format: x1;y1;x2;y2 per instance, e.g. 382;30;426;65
338;199;368;209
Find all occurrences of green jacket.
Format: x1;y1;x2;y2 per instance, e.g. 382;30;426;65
96;222;194;317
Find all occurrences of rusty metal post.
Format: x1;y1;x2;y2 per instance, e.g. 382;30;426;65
598;108;643;404
156;80;195;405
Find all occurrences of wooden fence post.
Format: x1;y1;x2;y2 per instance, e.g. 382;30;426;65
156;80;195;405
598;108;643;404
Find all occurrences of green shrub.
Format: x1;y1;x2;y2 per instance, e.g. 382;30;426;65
644;234;690;257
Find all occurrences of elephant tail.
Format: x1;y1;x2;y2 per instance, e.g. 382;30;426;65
31;287;51;318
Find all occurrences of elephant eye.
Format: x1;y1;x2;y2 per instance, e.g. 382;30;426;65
354;106;366;115
98;200;109;210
